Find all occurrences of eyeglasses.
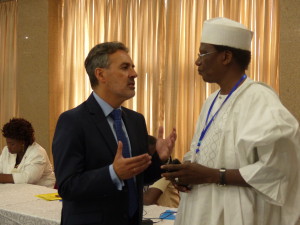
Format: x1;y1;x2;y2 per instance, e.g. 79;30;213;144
197;51;217;58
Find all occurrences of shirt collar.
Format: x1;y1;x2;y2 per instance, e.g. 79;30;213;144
92;92;121;117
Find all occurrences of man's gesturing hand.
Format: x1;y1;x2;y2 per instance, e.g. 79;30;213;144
113;141;152;180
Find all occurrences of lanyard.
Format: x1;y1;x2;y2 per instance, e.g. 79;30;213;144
195;74;247;154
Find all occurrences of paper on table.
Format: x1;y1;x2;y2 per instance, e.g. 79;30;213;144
35;193;62;201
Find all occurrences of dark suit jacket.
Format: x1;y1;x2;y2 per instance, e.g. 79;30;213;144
52;94;163;225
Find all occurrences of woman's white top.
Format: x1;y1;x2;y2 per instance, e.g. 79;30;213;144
0;142;55;188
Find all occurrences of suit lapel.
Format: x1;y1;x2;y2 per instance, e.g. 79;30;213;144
86;94;118;156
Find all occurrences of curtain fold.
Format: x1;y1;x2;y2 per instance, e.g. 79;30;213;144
50;0;279;160
0;0;17;149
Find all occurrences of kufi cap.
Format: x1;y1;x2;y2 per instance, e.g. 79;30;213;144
201;17;253;51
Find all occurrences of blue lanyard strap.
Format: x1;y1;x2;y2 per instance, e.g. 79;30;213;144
195;74;247;154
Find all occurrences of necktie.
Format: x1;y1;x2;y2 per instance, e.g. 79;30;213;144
110;109;138;217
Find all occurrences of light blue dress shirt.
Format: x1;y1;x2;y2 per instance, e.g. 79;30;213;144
93;92;133;190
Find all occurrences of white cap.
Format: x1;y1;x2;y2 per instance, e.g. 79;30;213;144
201;17;253;51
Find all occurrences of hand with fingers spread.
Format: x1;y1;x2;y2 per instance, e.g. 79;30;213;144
113;141;152;180
155;126;177;161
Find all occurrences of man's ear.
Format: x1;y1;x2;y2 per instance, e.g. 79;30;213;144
222;50;233;65
95;68;106;83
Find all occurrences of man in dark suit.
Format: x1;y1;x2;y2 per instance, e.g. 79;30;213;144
52;42;177;225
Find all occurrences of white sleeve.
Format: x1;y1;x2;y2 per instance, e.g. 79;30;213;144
149;177;170;192
0;147;4;173
237;85;300;206
0;147;10;174
239;138;299;206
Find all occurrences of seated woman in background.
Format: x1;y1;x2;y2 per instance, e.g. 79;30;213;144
143;176;180;208
0;118;55;188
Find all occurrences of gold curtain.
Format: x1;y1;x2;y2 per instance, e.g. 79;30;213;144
0;0;17;149
50;0;279;160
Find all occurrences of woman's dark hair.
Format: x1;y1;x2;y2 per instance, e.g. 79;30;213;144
214;45;251;71
2;118;35;146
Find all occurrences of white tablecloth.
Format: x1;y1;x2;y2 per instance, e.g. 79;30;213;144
0;183;61;225
143;205;176;225
0;184;176;225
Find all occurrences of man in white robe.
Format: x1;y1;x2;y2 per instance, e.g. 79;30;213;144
162;17;300;225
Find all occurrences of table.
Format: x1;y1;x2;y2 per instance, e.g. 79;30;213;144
0;184;175;225
143;205;176;225
0;184;61;225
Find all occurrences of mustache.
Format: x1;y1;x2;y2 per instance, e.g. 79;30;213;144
128;80;135;85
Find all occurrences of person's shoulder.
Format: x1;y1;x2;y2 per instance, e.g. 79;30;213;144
25;142;49;162
121;106;144;118
0;146;9;156
150;177;170;190
235;79;295;119
27;142;47;155
57;101;88;123
61;101;87;115
236;78;279;103
61;94;97;115
246;79;277;95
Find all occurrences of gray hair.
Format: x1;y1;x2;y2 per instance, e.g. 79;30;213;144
84;42;129;88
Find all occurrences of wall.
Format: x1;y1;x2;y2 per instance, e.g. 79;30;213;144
280;0;300;122
17;0;50;153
